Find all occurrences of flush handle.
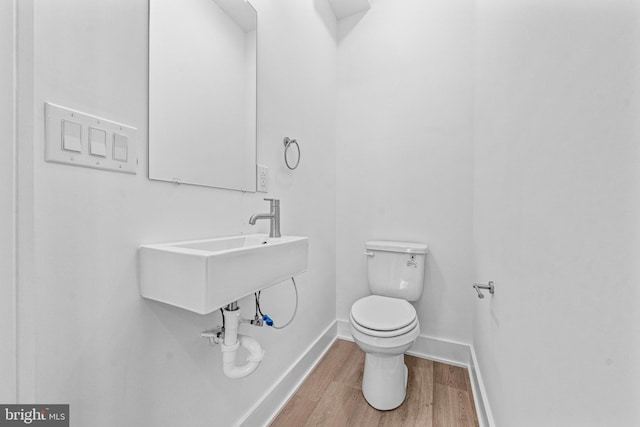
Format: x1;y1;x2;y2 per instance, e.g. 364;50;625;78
364;251;374;257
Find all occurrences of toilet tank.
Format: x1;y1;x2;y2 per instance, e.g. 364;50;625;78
365;241;428;301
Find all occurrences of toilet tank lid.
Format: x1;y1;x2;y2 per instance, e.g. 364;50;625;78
365;241;428;254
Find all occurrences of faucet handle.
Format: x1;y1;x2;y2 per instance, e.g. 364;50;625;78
264;198;279;206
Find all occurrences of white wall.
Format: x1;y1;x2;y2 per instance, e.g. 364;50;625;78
20;0;336;425
0;0;16;404
473;0;640;425
336;0;475;343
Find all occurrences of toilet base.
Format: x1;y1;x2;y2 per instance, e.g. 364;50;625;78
361;352;408;411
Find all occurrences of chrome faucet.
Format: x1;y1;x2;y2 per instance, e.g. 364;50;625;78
249;198;281;238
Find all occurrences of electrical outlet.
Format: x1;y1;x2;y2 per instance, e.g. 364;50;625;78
257;164;268;192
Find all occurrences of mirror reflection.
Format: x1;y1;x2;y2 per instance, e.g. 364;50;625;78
149;0;257;191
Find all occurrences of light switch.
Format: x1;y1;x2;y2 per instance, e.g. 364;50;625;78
45;102;137;174
89;128;107;157
62;120;82;152
113;133;128;161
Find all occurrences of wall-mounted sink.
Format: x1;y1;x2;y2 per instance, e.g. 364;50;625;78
139;234;309;314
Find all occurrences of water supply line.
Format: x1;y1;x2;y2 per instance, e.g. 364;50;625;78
254;277;299;330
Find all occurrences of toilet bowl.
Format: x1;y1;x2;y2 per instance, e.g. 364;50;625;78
349;240;427;411
350;294;420;410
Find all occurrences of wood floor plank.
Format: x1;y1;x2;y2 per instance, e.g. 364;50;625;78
343;390;383;427
269;339;478;427
303;381;361;427
463;367;473;395
295;339;356;402
462;369;480;427
335;343;365;389
269;394;318;427
404;355;434;427
448;387;479;427
434;362;468;391
434;383;479;427
433;383;452;427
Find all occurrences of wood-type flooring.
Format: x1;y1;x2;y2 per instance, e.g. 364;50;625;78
270;339;479;427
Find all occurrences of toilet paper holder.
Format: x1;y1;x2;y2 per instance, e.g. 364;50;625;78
473;281;494;299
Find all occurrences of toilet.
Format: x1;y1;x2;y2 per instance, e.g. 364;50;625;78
349;240;427;411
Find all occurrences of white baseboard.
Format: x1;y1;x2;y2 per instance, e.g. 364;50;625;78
336;317;351;339
337;319;470;366
407;334;471;368
239;321;337;427
338;319;494;427
469;345;496;427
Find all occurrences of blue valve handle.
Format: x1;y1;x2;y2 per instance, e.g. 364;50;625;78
262;314;274;326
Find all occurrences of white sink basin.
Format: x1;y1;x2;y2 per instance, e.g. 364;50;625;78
139;234;309;314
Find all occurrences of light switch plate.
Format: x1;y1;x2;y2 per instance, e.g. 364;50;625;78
257;164;268;193
45;102;137;174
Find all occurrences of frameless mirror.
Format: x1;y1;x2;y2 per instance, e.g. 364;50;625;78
149;0;257;191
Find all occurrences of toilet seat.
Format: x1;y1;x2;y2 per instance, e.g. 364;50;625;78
351;312;418;338
350;295;418;338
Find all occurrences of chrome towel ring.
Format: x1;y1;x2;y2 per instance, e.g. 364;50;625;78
283;137;301;170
